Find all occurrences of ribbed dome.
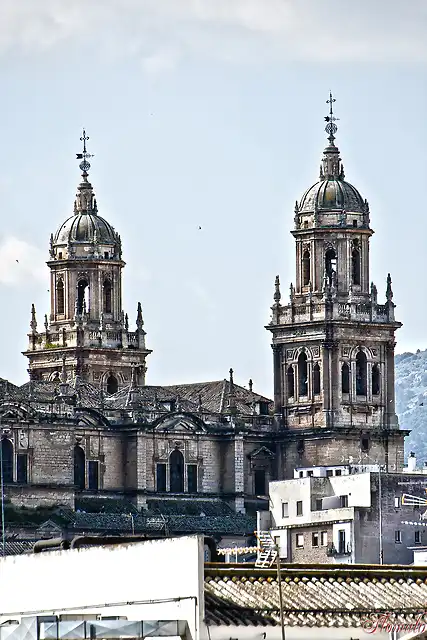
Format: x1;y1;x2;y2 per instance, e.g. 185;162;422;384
54;212;117;245
299;178;365;214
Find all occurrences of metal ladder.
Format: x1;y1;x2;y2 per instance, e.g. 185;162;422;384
255;530;278;568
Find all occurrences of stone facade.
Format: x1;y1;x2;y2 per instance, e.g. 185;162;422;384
0;108;409;546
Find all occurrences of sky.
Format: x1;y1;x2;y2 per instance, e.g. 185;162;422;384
0;0;426;397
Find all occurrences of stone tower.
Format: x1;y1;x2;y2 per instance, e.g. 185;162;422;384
24;131;151;391
267;95;405;473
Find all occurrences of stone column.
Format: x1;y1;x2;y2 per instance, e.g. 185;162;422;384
234;434;245;513
272;344;282;418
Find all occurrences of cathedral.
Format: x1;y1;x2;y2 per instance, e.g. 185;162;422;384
0;98;406;547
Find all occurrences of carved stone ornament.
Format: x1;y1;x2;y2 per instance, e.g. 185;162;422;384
19;430;29;450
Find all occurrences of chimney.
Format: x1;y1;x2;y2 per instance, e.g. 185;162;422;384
408;452;417;472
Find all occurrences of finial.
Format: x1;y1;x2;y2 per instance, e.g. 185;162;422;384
136;302;144;330
30;303;37;333
125;313;129;331
228;368;236;414
386;273;393;302
249;379;253;392
76;128;94;177
274;275;281;304
325;91;339;145
197;393;203;413
289;283;294;301
130;363;138;389
44;314;49;332
229;368;234;386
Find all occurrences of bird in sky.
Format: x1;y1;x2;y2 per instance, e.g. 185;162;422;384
198;226;202;230
15;259;19;263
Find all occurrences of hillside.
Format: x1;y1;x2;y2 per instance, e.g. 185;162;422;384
396;349;427;462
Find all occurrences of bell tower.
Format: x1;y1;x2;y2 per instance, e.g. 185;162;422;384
24;130;152;391
268;94;405;473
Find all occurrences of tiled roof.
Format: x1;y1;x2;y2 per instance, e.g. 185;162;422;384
204;564;427;628
3;540;35;555
164;380;272;415
1;378;272;421
147;499;235;517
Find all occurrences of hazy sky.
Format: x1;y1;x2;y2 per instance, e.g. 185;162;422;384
0;0;426;396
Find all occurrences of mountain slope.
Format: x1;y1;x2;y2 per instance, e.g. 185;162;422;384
396;349;427;462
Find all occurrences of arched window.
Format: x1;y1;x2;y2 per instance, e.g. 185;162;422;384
342;363;350;394
302;250;311;286
103;279;112;314
169;449;184;493
325;248;337;279
313;362;321;395
74;445;85;490
356;351;367;396
298;352;308;397
77;279;89;314
352;249;361;285
56;279;64;315
106;374;118;395
1;438;13;483
372;364;380;395
287;366;295;398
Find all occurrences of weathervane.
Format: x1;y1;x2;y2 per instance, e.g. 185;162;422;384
76;128;94;175
325;91;339;145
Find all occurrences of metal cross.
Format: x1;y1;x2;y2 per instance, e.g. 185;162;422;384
80;129;89;156
77;128;94;173
325;91;339;144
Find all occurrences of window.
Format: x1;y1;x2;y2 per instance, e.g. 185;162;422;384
307;470;314;478
297;440;305;455
372;364;380;395
335;469;342;476
169;449;184;493
254;469;266;495
58;251;63;259
88;461;99;491
341;363;350;394
187;464;198;493
338;529;346;554
313;363;321;395
320;531;328;546
104;251;109;259
296;533;304;548
316;499;323;511
352;249;361;285
296;500;303;516
352;219;357;228
340;495;348;507
17;454;28;484
298;352;308;396
302;250;310;286
56;279;65;315
415;531;421;545
361;436;369;452
282;502;289;518
325;248;337;281
77;279;89;314
74;445;85;490
106;374;118;395
103;279;112;314
1;438;13;483
299;471;304;478
326;469;333;477
395;497;400;508
259;401;269;416
395;530;402;544
156;463;166;492
356;351;367;396
312;532;319;547
287;366;295;398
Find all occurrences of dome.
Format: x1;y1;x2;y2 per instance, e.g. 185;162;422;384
54;212;117;246
299;178;365;214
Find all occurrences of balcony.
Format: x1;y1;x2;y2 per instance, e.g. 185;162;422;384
326;542;352;557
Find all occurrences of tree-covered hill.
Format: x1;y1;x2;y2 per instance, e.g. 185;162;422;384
396;349;427;463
